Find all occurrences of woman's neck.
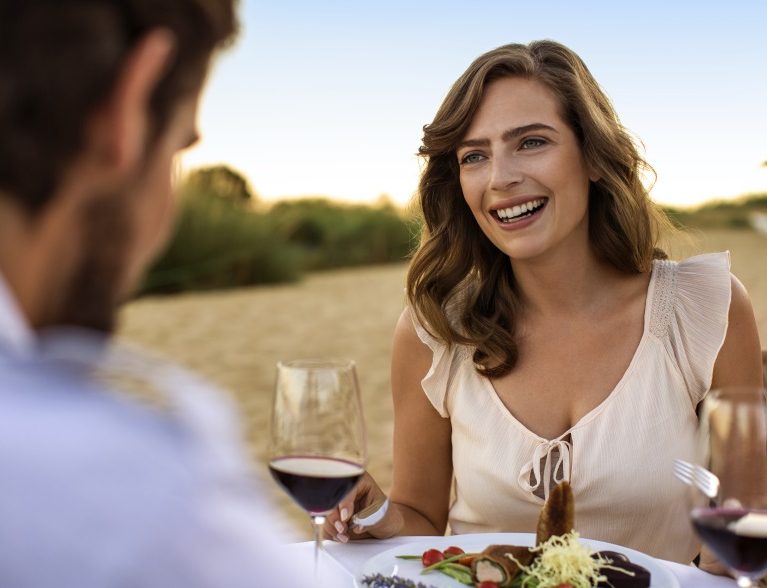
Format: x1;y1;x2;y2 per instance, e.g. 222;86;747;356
512;242;631;320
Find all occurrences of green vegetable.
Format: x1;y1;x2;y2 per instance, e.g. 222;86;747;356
395;549;478;586
420;552;472;573
439;562;474;585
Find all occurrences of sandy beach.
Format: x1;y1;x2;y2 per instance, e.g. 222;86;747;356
117;228;767;538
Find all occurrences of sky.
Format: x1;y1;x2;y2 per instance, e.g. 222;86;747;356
182;0;767;209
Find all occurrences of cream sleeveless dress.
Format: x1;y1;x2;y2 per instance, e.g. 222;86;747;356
412;252;731;563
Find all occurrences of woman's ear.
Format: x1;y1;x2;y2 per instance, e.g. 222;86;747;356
88;29;176;178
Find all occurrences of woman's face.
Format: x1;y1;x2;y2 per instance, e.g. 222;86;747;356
457;76;596;263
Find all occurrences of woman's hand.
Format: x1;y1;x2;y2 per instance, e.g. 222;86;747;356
697;544;730;576
322;472;403;542
323;309;453;542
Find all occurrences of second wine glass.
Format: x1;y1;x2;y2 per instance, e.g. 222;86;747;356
690;386;767;587
268;359;367;572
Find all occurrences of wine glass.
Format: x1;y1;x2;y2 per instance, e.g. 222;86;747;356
268;359;367;574
690;386;767;587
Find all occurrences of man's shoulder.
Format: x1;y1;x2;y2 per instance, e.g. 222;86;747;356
0;355;304;587
0;360;203;505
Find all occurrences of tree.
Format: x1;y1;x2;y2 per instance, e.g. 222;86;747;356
184;165;256;205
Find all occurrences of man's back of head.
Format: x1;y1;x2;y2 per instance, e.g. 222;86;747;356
0;0;237;333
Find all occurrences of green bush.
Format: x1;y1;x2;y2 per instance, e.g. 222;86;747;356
268;198;419;270
140;186;303;294
661;193;767;231
138;168;419;295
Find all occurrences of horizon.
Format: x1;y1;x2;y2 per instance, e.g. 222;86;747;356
181;163;767;213
182;0;767;209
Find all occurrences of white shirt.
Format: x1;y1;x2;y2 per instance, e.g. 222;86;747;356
0;273;315;587
0;273;34;355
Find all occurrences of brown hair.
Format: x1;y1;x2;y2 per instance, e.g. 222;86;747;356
407;40;672;378
0;0;238;214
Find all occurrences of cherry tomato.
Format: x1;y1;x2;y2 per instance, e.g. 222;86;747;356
476;582;500;588
553;584;573;588
421;548;445;567
443;546;465;557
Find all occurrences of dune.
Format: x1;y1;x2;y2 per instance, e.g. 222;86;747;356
117;228;767;538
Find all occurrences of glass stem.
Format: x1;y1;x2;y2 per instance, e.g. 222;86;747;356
311;514;326;578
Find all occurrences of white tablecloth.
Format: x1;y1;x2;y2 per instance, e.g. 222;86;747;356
286;536;738;587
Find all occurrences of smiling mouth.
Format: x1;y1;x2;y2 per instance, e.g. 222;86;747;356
491;198;548;223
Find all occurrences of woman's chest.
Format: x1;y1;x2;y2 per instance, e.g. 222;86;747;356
448;356;699;515
489;317;646;439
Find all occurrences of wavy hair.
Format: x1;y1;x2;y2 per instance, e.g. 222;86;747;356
407;40;672;378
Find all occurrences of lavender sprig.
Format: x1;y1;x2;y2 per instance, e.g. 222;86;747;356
360;573;435;587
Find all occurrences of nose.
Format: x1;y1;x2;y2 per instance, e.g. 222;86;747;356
489;152;523;192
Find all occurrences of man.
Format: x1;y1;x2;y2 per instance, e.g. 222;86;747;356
0;2;313;585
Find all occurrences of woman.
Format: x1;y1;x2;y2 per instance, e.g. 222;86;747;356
325;40;763;565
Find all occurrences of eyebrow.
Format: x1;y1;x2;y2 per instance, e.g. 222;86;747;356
457;123;558;150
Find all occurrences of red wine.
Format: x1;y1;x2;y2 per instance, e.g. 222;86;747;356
269;456;364;515
692;507;767;575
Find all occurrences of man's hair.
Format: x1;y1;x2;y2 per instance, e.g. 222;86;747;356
0;0;238;214
407;40;673;377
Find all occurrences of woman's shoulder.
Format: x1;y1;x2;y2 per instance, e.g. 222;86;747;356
397;305;469;358
647;251;745;403
395;306;475;418
651;250;730;275
394;307;430;352
648;251;731;335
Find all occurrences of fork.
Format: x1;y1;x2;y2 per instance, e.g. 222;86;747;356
673;458;720;500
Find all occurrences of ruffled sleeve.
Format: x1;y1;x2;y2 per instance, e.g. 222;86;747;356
650;252;732;405
409;310;465;418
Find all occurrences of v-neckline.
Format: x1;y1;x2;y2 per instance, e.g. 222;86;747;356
479;261;660;443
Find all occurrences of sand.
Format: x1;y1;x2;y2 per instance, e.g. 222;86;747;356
117;229;767;538
118;262;407;537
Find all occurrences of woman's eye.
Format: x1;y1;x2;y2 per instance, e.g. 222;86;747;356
520;137;546;149
460;152;485;164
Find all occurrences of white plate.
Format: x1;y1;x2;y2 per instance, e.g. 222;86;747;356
357;533;679;588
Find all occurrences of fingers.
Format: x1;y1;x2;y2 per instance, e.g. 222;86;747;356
326;507;397;542
324;473;385;542
697;545;731;577
323;487;359;542
322;503;351;542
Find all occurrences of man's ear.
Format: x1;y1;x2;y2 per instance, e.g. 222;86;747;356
587;162;601;184
90;30;176;178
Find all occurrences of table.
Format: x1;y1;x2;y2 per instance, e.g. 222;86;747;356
286;536;738;587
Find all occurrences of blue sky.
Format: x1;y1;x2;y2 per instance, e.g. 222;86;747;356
183;0;767;208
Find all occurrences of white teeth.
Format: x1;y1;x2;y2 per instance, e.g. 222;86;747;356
494;198;546;222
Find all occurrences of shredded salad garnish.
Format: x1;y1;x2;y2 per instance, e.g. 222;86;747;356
505;531;635;588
